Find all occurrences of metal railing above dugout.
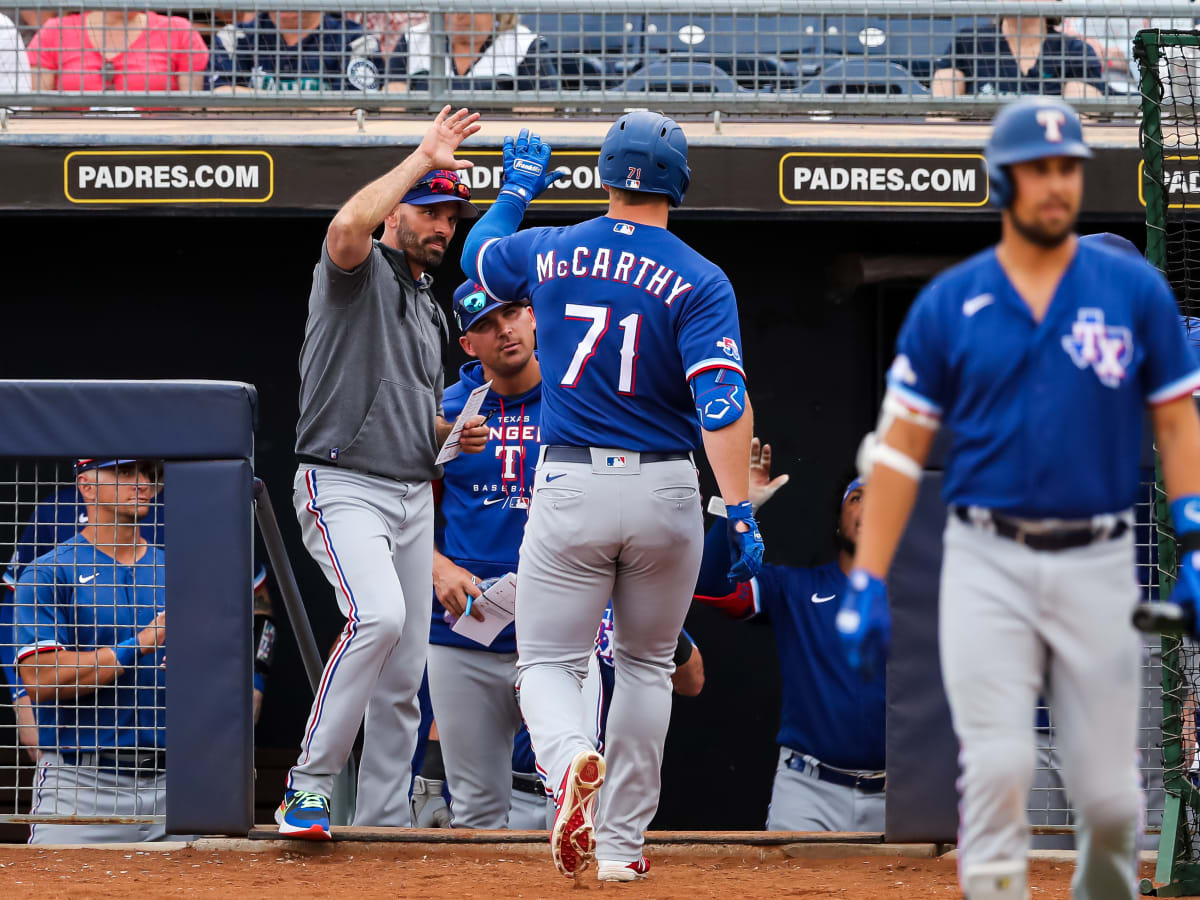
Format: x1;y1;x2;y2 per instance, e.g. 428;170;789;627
0;1;1194;118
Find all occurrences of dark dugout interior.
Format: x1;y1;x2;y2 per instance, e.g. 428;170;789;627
0;210;1144;830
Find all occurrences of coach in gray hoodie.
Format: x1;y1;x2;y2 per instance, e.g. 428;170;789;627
278;106;490;838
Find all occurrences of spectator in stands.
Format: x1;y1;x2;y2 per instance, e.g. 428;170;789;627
343;11;425;58
693;444;886;831
387;13;556;92
210;11;384;93
27;10;208;93
1062;15;1197;93
0;11;30;95
13;459;191;844
931;9;1105;99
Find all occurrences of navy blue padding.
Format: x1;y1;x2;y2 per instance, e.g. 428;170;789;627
800;58;930;95
0;380;256;460
884;470;957;843
165;459;254;836
619;60;742;94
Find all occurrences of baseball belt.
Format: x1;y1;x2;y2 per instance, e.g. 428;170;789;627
784;751;886;794
953;505;1130;552
297;455;411;485
543;446;691;464
58;748;167;775
512;772;545;797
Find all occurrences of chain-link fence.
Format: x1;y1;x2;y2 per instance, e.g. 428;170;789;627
0;459;168;842
0;1;1194;116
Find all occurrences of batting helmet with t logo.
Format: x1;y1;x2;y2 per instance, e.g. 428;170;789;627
984;97;1092;208
598;111;691;208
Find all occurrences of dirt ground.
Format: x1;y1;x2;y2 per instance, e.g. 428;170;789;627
0;846;1159;899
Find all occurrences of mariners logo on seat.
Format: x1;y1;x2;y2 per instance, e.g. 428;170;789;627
1061;308;1133;388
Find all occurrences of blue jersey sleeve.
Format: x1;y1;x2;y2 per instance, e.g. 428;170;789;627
14;563;70;663
474;228;543;304
1140;271;1200;405
675;277;746;382
890;285;951;423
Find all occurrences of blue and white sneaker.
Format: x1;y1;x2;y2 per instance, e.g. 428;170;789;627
275;789;331;840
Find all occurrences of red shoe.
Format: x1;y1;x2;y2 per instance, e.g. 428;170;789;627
550;750;606;877
597;857;650;882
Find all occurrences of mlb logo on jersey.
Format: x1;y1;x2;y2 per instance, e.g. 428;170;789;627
1061;308;1133;388
606;456;627;468
715;337;741;360
613;222;635;236
507;495;530;510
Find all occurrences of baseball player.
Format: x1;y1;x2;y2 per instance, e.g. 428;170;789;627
279;106;487;839
836;97;1200;900
461;116;764;880
13;459;179;844
694;455;885;831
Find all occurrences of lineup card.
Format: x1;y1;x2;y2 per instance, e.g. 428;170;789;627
435;380;493;465
451;571;518;647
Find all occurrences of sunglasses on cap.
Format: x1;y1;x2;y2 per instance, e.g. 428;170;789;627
422;175;472;201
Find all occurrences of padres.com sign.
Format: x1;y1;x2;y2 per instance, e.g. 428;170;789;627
779;152;989;208
65;150;274;204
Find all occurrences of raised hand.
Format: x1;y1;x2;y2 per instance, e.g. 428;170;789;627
418;105;483;173
499;128;564;203
749;437;790;511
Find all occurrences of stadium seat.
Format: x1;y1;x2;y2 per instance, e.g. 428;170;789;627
799;59;931;96
521;13;643;89
617;60;743;94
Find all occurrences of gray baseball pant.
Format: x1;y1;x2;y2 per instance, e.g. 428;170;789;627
28;751;193;844
765;748;885;832
515;453;703;864
508;775;554;830
940;515;1143;900
289;466;434;826
426;643;524;828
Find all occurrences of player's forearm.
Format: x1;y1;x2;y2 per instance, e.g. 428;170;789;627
1154;396;1200;500
700;400;755;507
854;463;922;578
435;415;454;446
330;149;435;241
18;648;126;702
461;193;526;282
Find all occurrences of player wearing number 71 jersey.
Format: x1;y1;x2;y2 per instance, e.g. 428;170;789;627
461;114;764;881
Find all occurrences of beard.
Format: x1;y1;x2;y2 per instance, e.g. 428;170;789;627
1009;206;1075;249
835;531;856;557
396;220;446;269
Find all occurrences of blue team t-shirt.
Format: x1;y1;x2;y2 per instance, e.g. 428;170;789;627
475;216;746;451
15;535;166;752
891;241;1200;518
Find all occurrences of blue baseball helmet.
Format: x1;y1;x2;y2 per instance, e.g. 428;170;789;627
985;97;1091;208
598;112;691;207
1079;232;1140;257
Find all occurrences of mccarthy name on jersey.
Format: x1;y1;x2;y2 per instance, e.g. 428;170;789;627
534;246;695;307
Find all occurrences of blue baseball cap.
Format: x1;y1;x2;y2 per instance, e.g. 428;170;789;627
1079;232;1140;258
453;280;518;333
75;458;138;473
402;169;478;219
842;476;866;506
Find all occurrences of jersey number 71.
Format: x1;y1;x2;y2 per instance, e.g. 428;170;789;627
561;304;641;395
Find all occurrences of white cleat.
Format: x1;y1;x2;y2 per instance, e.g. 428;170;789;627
597;857;650;882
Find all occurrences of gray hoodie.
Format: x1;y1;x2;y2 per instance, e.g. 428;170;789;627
295;238;447;482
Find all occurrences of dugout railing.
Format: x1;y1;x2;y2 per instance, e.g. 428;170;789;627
0;0;1193;117
0;380;256;837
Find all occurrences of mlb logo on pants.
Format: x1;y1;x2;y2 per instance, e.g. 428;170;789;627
606;456;627;468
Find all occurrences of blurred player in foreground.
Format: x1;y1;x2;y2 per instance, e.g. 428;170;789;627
695;452;885;831
462;115;763;880
836;97;1200;899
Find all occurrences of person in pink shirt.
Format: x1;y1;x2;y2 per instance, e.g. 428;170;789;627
28;10;208;93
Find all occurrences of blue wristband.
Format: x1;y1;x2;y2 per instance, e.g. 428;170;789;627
113;638;140;671
1172;495;1200;538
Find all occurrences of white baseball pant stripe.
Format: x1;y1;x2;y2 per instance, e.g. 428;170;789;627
939;514;1142;900
515;455;703;863
288;466;433;826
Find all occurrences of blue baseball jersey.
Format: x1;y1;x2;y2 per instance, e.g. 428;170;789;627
433;360;541;654
15;535;166;752
0;594;24;703
695;524;885;771
475;217;745;451
210;13;384;92
891;241;1200;518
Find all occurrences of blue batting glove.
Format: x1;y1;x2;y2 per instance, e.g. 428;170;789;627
1169;496;1200;637
835;568;891;679
726;500;765;582
500;128;563;204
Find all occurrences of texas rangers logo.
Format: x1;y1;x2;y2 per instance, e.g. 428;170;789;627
1061;308;1133;388
715;337;741;360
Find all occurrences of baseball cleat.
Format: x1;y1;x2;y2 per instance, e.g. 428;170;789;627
550;749;606;877
275;789;332;840
597;857;651;882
